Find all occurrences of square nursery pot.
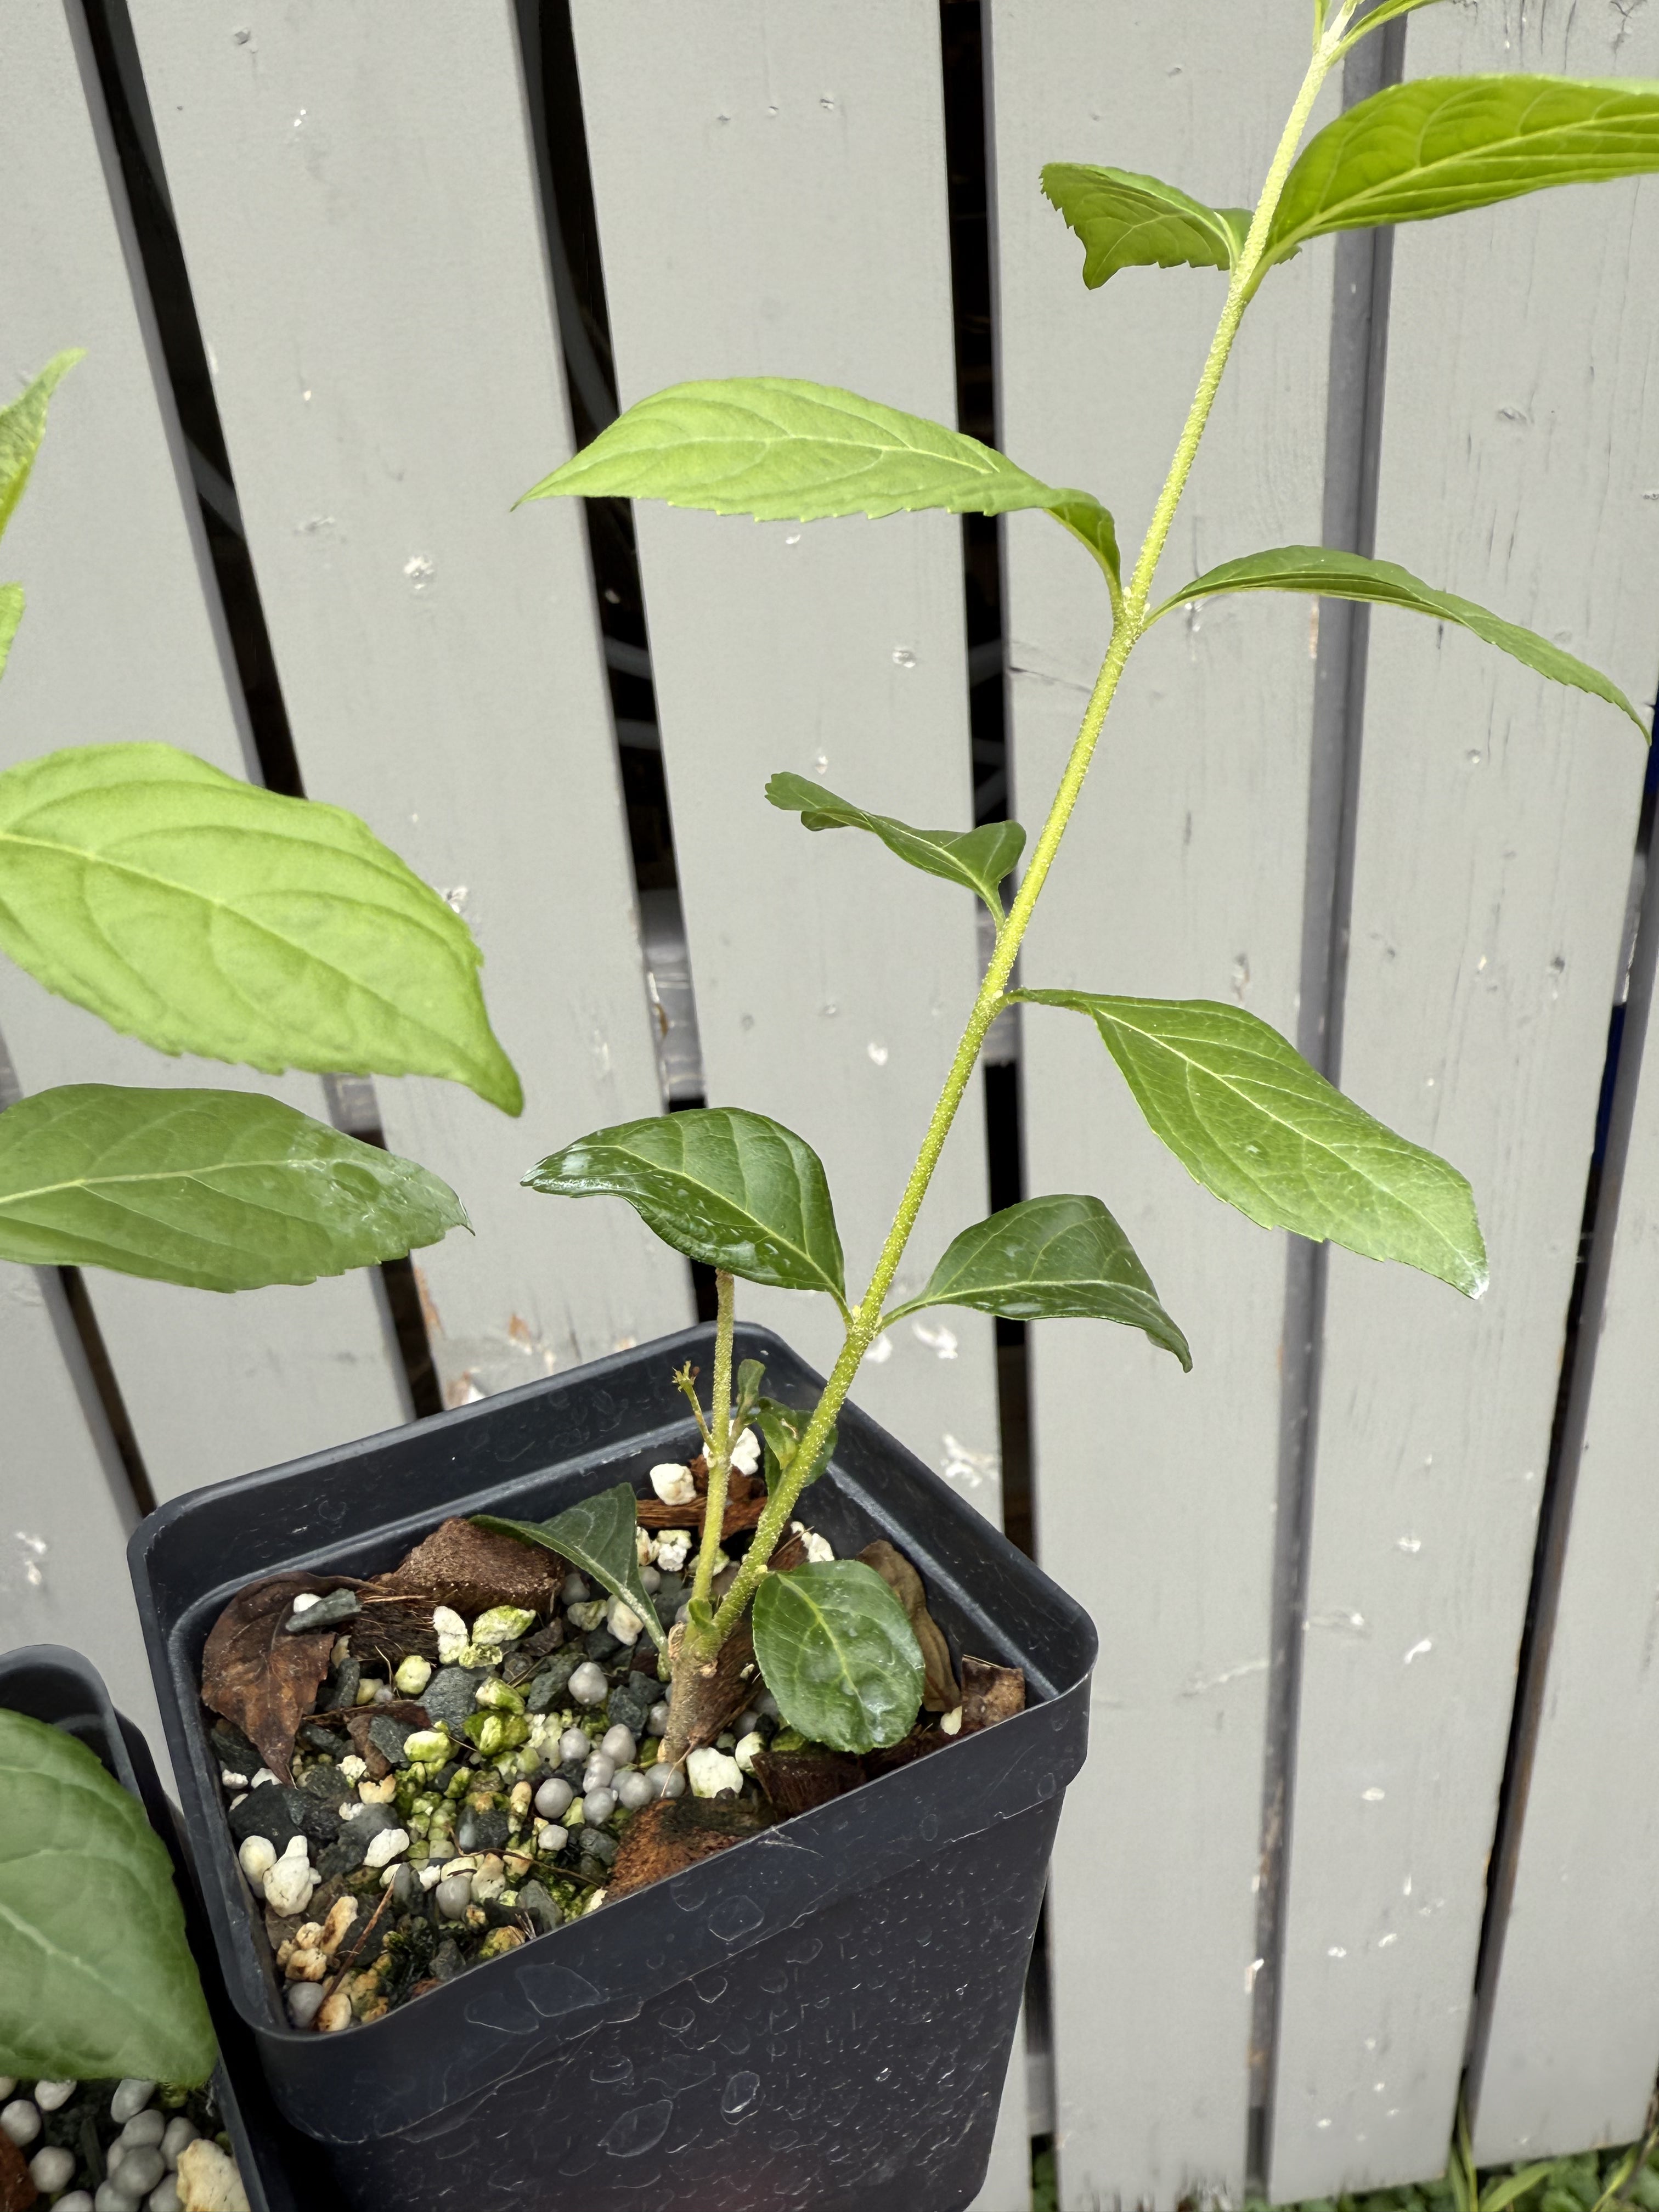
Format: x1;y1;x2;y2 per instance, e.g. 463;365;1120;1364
0;1641;332;2212
129;1324;1097;2212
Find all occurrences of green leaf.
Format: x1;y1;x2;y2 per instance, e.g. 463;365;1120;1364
1148;546;1644;731
0;743;523;1112
1334;0;1450;52
1041;162;1252;287
0;1084;467;1292
753;1395;837;1496
472;1485;665;1654
1017;992;1488;1297
524;1107;846;1301
0;350;81;546
887;1194;1193;1370
752;1560;924;1754
0;1708;216;2083
766;771;1025;919
519;377;1120;585
1266;77;1659;274
0;584;21;682
1485;2168;1562;2212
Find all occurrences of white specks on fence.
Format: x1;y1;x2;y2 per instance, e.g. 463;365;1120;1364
403;555;434;591
440;885;469;915
940;1433;998;1494
1308;1609;1368;1637
7;1531;47;1591
785;532;800;546
232;26;250;43
819;1001;839;1019
293;106;306;130
1316;2119;1331;2132
865;1335;892;1365
1403;1638;1434;1665
297;514;336;536
1246;1956;1265;1993
820;94;836;111
1378;1933;1398;1949
867;1041;888;1066
1327;1945;1347;1959
912;1319;958;1361
892;646;916;669
1396;1535;1422;1553
812;753;828;776
1180;1657;1268;1698
1231;954;1250;1001
1361;1787;1385;1802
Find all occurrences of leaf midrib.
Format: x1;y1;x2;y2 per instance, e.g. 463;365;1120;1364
578;1137;839;1295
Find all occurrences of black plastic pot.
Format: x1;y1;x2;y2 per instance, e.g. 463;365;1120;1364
0;1641;329;2212
129;1323;1097;2212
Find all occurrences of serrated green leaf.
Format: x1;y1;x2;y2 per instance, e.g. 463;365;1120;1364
472;1485;665;1653
1042;162;1252;287
752;1560;924;1754
1017;992;1488;1297
0;744;523;1110
888;1194;1193;1370
0;584;21;682
0;1084;467;1291
754;1395;837;1496
524;1107;846;1301
520;377;1120;583
0;350;81;547
0;1709;216;2083
766;771;1025;919
1149;546;1644;731
1266;77;1659;274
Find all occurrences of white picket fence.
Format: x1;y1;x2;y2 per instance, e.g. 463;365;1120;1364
5;3;1659;2207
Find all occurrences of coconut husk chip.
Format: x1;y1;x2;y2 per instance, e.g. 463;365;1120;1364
607;1792;774;1901
859;1540;958;1712
636;1493;767;1537
751;1747;864;1814
369;1515;562;1617
961;1654;1025;1732
657;1617;761;1767
200;1572;363;1784
0;2129;37;2212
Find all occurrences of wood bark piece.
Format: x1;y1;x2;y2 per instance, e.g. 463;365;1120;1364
751;1747;864;1813
0;2132;37;2212
636;1493;766;1537
864;1722;950;1778
372;1516;562;1616
607;1793;774;1901
348;1596;441;1670
201;1572;362;1783
658;1618;761;1766
859;1539;958;1711
961;1655;1025;1733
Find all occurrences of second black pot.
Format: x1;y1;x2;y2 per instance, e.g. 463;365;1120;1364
129;1324;1097;2212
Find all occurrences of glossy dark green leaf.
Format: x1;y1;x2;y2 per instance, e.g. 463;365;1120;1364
1042;162;1252;287
1018;992;1487;1297
472;1484;665;1652
524;1107;846;1300
0;584;21;683
888;1195;1192;1370
0;1085;467;1291
520;377;1120;583
752;1560;924;1754
766;771;1025;919
1266;77;1659;272
0;743;523;1111
0;1709;216;2083
1149;546;1644;730
753;1395;837;1496
0;351;81;545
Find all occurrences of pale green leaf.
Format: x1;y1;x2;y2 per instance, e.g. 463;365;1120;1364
1266;77;1659;272
752;1560;924;1754
0;351;81;546
0;1709;216;2083
753;1395;836;1496
524;1107;845;1301
0;584;21;682
766;770;1025;918
888;1194;1193;1370
1334;0;1451;54
0;743;523;1111
1042;162;1252;287
1483;2165;1561;2212
0;1084;467;1292
472;1486;665;1653
1149;545;1644;730
1017;992;1488;1296
519;377;1120;583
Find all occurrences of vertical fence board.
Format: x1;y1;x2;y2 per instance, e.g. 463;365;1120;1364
0;0;408;1499
0;1256;160;1746
123;0;688;1404
988;4;1336;2201
571;0;1002;1516
1471;859;1659;2158
1268;6;1659;2196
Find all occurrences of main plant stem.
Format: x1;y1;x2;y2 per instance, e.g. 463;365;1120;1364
690;1270;736;1615
701;24;1347;1655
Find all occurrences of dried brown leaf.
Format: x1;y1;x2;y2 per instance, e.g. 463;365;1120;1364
607;1793;772;1901
860;1539;958;1711
961;1654;1025;1733
201;1571;361;1783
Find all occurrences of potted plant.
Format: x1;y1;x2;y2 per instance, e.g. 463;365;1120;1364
7;5;1658;2207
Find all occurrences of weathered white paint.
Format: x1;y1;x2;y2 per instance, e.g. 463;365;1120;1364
124;0;690;1404
989;4;1336;2202
1268;4;1659;2196
1471;887;1659;2159
0;0;408;1498
0;1255;160;1748
571;0;1003;1516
